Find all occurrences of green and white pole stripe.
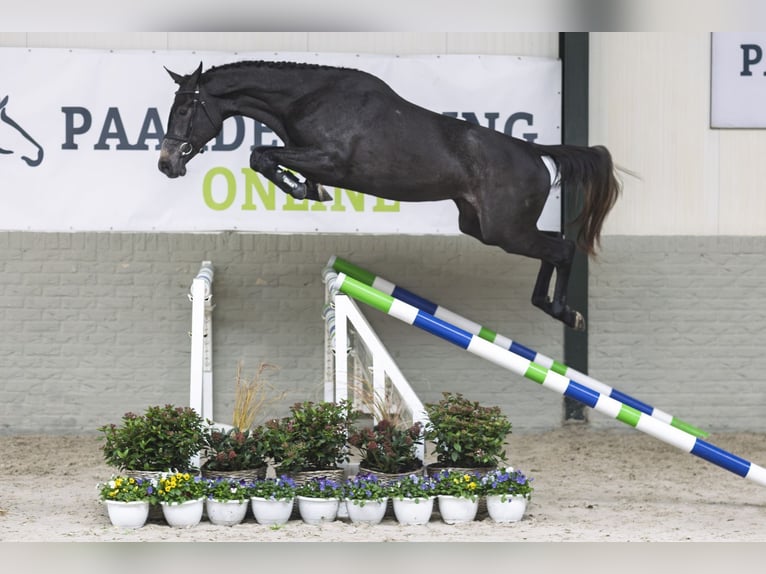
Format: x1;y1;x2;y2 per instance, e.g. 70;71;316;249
329;255;707;439
327;270;766;487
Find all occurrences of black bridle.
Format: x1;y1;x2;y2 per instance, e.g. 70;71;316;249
164;83;220;156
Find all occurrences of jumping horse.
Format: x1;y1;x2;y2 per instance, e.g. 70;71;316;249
158;61;621;331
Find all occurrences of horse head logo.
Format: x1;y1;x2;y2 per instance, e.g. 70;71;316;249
0;95;44;167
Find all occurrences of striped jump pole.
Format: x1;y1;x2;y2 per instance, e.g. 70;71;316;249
327;270;766;487
329;255;707;439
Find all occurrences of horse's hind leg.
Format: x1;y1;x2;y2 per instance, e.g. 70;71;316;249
529;234;583;330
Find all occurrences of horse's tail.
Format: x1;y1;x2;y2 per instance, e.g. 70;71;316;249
533;144;622;257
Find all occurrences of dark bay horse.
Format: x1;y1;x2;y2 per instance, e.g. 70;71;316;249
158;61;621;331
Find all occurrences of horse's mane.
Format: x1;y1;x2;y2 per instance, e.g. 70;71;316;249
205;60;353;76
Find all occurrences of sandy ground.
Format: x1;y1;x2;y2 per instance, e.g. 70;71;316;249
1;426;765;543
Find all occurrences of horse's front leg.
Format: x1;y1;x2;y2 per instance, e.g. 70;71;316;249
250;146;332;201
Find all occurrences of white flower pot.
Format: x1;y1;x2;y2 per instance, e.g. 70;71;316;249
104;500;150;529
437;495;478;524
160;498;204;528
296;496;339;525
486;494;528;523
345;498;388;525
251;497;294;526
205;498;248;526
392;497;434;525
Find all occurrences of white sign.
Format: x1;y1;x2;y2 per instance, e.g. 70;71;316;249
711;32;766;128
0;48;561;233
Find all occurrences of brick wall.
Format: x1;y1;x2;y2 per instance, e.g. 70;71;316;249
2;232;764;435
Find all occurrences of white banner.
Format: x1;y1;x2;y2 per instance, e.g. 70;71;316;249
0;48;561;233
711;33;766;128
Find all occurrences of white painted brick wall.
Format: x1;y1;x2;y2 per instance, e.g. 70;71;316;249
2;232;765;436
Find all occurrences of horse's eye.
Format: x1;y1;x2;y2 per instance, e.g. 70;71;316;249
178;107;189;117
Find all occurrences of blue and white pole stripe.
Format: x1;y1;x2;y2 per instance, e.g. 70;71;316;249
329;271;766;487
328;255;707;439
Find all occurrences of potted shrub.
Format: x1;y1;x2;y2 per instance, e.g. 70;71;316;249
342;473;390;524
294;476;343;524
201;425;268;481
156;471;207;528
264;400;358;481
98;404;206;475
424;392;512;473
249;476;297;526
433;469;482;524
204;477;251;526
348;419;424;477
389;473;437;525
98;475;157;528
480;467;534;523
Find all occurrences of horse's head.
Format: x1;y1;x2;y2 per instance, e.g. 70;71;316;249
158;62;223;178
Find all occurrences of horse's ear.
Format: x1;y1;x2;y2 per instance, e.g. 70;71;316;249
191;61;204;82
0;95;7;109
164;66;185;85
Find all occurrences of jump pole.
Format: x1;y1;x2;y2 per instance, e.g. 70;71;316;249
328;255;707;439
326;269;766;487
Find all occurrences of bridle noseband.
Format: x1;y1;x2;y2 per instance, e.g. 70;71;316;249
165;83;220;156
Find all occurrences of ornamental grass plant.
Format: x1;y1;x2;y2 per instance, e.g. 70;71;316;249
424;392;512;468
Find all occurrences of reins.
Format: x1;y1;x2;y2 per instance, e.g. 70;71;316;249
164;83;220;156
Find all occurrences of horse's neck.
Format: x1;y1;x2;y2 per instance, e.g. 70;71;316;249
206;64;319;118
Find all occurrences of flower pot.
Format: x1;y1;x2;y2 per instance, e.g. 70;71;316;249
296;496;340;525
160;498;205;528
251;497;295;526
205;498;248;526
104;500;150;529
392;497;434;525
345;498;388;525
485;495;528;523
437;495;478;524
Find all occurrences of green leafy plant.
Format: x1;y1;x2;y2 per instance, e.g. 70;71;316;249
156;471;207;504
480;467;534;501
98;404;206;471
342;473;390;506
389;473;437;500
424;392;512;468
249;476;297;502
433;469;482;501
295;477;342;499
264;400;358;473
205;477;252;502
202;426;268;471
98;475;157;503
348;419;423;474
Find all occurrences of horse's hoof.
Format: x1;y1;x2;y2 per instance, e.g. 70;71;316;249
572;311;586;332
316;184;332;202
